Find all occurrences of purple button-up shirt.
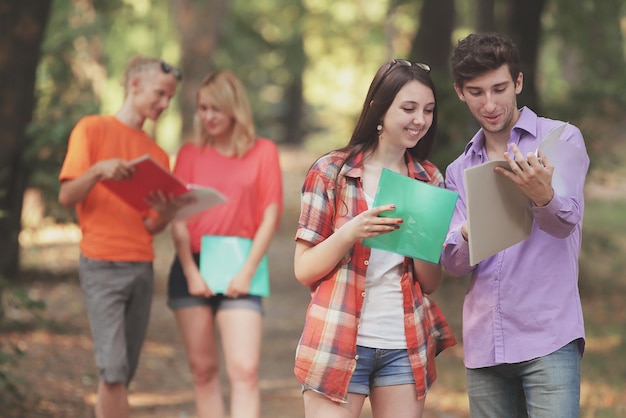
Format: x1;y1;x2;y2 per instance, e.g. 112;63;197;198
441;107;589;369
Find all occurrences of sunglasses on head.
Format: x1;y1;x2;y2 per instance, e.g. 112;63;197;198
160;61;183;81
387;59;431;73
371;59;431;96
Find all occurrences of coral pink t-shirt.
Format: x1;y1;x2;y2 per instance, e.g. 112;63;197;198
173;138;283;253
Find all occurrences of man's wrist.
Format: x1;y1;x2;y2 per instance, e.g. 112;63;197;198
533;189;554;207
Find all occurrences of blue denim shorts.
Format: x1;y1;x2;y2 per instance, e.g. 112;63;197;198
348;345;415;396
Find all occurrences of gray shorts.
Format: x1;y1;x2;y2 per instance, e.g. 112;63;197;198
79;255;153;385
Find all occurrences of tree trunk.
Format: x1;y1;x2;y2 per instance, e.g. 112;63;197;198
476;0;496;32
283;67;305;145
170;0;230;142
281;7;306;145
408;0;465;156
0;0;52;281
409;0;455;71
508;0;546;112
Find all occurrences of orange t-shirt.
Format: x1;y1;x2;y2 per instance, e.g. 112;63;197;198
58;115;170;261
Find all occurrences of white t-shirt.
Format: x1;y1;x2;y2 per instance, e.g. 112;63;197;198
356;193;407;349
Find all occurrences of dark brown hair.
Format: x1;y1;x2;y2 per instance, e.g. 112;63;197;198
451;32;521;88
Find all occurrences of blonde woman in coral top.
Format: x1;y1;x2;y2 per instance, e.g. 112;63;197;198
167;71;283;418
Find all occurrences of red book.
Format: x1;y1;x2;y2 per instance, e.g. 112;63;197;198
100;154;226;218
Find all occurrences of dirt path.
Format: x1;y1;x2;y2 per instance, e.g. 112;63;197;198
4;148;470;417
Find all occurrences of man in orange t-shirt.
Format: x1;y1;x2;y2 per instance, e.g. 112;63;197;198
58;56;185;418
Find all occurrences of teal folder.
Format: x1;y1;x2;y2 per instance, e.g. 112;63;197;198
199;236;270;297
362;169;458;264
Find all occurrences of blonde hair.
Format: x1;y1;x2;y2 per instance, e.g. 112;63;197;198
194;71;256;157
121;55;162;97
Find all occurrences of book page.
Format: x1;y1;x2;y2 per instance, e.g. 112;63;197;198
174;185;227;220
464;160;533;266
537;123;586;197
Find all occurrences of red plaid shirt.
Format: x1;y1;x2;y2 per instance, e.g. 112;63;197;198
294;150;457;403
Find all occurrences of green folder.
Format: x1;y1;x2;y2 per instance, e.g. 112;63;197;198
199;236;270;297
362;168;459;264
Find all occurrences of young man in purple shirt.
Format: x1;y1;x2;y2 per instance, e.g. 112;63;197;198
441;32;589;417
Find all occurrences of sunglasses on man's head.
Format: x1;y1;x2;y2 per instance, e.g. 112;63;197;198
160;61;183;81
371;59;431;97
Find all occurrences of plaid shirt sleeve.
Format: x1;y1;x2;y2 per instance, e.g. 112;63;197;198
295;158;336;246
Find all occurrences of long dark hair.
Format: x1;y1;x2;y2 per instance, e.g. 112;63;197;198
338;59;438;164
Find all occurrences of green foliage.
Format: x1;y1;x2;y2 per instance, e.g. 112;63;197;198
297;1;393;152
0;229;46;407
26;0;121;221
578;198;626;417
0;341;25;407
0;280;46;408
542;0;626;118
580;199;626;294
213;0;309;142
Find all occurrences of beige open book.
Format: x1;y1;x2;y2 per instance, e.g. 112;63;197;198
463;160;532;266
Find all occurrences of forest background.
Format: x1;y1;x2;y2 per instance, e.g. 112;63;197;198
1;0;625;417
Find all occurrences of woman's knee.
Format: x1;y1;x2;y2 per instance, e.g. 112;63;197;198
188;357;220;385
227;360;259;385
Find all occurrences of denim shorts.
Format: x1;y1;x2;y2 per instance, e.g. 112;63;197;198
348;345;415;396
167;254;263;314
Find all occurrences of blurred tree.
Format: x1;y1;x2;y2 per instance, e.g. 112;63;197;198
508;0;546;112
28;0;123;223
549;0;626;117
301;1;395;152
409;0;455;71
476;0;496;32
171;0;230;141
408;0;470;166
172;0;308;144
0;0;52;280
274;1;307;145
463;0;546;112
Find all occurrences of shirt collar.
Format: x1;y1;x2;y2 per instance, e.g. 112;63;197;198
340;150;432;182
340;151;364;179
463;106;538;157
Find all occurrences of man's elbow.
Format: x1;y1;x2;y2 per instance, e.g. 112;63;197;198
440;249;473;277
58;191;74;209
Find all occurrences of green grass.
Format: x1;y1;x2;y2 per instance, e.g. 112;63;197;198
580;199;626;292
579;197;626;417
